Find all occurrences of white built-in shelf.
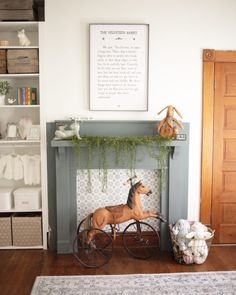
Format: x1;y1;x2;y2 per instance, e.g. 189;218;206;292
0;208;42;213
0;245;43;250
0;22;47;251
0;105;39;108
0;209;42;213
0;46;39;49
0;140;40;146
0;73;39;78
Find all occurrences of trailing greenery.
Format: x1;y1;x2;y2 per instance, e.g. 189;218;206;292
73;135;172;192
0;81;11;96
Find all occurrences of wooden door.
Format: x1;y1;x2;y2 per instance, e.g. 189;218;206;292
201;50;236;244
212;63;236;243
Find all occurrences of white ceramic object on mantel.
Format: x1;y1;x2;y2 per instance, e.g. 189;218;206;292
18;117;33;140
70;120;81;140
54;120;82;140
0;95;5;105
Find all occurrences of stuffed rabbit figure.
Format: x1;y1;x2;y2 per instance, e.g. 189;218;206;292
157;105;184;139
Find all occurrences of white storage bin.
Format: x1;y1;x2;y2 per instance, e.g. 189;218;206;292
14;187;41;210
0;188;13;211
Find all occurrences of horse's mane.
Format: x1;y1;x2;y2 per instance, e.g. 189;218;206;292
127;181;142;209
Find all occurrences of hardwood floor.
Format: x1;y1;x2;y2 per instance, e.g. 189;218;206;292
0;246;236;295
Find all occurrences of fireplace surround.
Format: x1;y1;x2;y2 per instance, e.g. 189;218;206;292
50;120;189;253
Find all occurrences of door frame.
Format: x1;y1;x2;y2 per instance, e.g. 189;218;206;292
201;49;236;225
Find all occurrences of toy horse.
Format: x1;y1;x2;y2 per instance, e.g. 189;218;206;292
85;176;166;242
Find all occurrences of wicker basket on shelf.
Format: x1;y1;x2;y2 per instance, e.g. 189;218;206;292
169;223;215;265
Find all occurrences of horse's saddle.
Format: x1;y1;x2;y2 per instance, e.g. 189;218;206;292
105;204;124;220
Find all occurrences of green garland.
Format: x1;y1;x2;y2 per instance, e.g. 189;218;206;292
73;135;172;192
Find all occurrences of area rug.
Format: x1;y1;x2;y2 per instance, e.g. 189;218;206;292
31;271;236;295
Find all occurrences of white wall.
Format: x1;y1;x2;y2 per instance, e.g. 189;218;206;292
41;0;236;220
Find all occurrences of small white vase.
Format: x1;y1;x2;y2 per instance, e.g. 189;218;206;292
18;117;33;139
0;94;5;105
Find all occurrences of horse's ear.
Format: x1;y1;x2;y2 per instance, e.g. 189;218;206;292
124;175;137;187
136;180;142;187
123;180;131;187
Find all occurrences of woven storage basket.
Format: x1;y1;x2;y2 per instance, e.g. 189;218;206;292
169;223;214;264
0;214;12;246
12;213;42;246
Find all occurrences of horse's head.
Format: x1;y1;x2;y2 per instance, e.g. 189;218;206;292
135;181;152;196
127;180;152;209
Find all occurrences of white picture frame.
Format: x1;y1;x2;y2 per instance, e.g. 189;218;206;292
27;125;40;140
6;123;17;139
90;24;149;111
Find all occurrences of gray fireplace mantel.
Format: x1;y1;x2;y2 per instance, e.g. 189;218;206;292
50;120;189;253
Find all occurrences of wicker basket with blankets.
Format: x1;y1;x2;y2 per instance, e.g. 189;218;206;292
169;219;215;264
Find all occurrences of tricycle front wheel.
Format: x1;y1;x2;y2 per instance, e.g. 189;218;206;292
122;221;160;259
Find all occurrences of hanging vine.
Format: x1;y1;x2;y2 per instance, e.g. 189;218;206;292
73;135;172;192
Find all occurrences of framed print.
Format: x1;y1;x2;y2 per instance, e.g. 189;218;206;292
90;24;149;111
27;125;40;140
6;123;17;139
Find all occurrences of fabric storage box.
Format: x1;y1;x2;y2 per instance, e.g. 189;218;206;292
0;50;7;74
7;49;39;74
13;187;41;211
0;188;13;211
0;214;12;246
12;213;42;246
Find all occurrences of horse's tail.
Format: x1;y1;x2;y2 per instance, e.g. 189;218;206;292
80;213;93;243
83;213;93;230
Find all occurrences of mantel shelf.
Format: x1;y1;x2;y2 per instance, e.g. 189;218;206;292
51;137;187;148
51;121;188;148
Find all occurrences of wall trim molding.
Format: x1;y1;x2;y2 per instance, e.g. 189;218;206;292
203;49;236;62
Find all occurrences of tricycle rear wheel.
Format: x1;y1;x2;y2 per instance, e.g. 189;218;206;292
73;228;113;268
